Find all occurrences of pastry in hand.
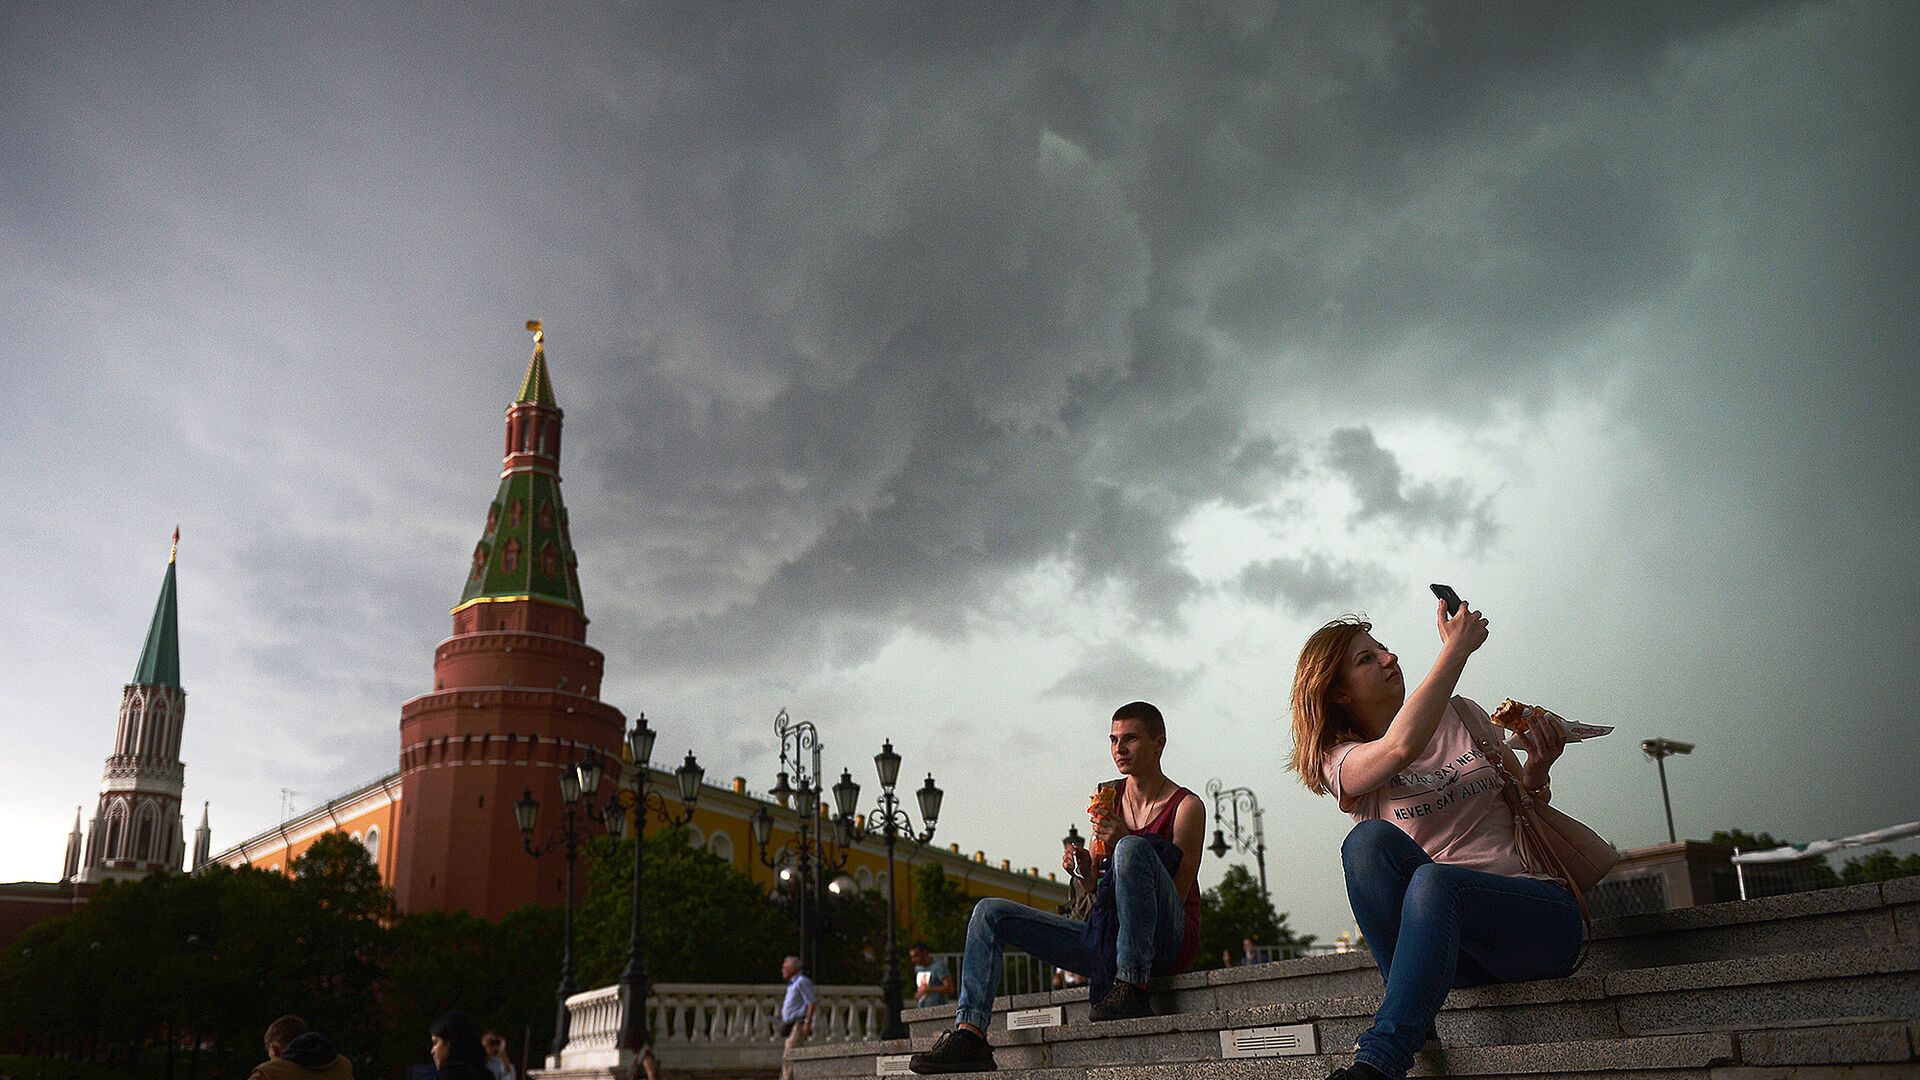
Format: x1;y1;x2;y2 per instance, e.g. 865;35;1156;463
1087;784;1119;860
1489;698;1548;734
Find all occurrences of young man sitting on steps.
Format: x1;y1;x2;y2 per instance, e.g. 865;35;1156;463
909;701;1205;1074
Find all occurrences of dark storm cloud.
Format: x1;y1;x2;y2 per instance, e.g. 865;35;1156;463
566;1;1814;666
1237;554;1373;612
1044;644;1199;706
1325;427;1494;542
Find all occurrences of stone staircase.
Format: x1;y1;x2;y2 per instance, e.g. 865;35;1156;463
790;877;1920;1079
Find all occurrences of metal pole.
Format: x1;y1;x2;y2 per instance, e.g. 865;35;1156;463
552;808;578;1061
1656;754;1676;844
879;791;906;1039
619;767;650;1051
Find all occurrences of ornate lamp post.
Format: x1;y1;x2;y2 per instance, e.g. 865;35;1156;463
859;739;941;1040
1205;779;1269;900
616;714;705;1054
752;708;840;974
517;752;622;1060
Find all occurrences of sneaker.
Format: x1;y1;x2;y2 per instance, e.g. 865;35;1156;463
1325;1063;1390;1080
1088;980;1153;1022
908;1028;996;1074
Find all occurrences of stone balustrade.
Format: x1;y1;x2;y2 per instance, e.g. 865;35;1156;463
538;980;886;1079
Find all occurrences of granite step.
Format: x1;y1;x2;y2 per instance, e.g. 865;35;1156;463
810;1020;1920;1079
791;944;1920;1080
902;879;1920;1041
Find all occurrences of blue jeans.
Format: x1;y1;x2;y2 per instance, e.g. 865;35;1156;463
1342;819;1582;1079
954;835;1184;1030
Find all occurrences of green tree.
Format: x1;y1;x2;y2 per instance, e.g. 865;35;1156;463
1840;848;1920;885
1196;864;1315;969
908;864;975;953
574;828;793;988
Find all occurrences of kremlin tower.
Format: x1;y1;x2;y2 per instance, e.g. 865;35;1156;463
393;323;628;918
77;531;190;884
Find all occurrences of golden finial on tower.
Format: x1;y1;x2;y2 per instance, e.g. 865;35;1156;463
526;319;544;351
170;526;180;564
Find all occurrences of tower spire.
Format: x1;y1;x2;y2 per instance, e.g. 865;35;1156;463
518;319;556;405
135;531;181;687
453;324;582;616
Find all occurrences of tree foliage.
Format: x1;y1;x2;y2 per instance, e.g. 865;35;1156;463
1195;863;1315;969
908;864;975;953
575;828;794;988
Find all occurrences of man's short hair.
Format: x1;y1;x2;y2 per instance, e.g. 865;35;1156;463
264;1015;308;1050
784;954;803;969
1112;701;1165;738
910;940;930;952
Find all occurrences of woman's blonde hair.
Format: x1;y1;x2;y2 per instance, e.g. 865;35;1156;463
1288;616;1373;796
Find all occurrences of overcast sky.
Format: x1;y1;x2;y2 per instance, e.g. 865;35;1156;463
4;1;1915;942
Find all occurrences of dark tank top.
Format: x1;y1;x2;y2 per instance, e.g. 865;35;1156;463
1122;778;1202;974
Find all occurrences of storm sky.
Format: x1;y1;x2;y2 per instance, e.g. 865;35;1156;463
3;1;1915;940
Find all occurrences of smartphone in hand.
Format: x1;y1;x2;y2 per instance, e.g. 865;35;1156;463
1430;583;1463;616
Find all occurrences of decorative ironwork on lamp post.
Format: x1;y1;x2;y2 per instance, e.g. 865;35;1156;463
751;708;851;975
616;713;704;1054
516;749;624;1061
1205;779;1269;900
853;739;941;1040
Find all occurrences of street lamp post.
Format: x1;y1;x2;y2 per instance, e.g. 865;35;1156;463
1205;779;1269;899
856;739;941;1040
1640;737;1695;844
516;755;613;1062
615;713;705;1054
752;708;834;974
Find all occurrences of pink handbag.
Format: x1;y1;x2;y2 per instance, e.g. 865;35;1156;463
1453;697;1620;903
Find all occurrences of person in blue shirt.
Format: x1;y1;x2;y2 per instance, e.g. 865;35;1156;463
779;955;816;1080
910;942;955;1008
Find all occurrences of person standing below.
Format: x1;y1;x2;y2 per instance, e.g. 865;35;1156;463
480;1032;516;1080
250;1016;353;1080
909;942;954;1008
778;955;816;1080
910;701;1204;1075
1289;603;1584;1080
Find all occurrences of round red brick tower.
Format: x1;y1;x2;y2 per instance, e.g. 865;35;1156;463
394;323;626;918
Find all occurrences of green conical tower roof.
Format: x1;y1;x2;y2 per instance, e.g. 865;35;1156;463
517;321;557;404
133;530;181;687
455;327;584;615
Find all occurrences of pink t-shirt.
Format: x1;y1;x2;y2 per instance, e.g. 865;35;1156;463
1323;697;1547;879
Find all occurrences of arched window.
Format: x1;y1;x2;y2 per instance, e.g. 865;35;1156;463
365;826;381;864
538;502;553;530
503;539;520;572
685;824;705;849
135;803;158;860
540;543;559;576
709;830;734;864
508;500;523;528
105;803;127;859
472;543;488;579
121;697;142;755
856;866;874;891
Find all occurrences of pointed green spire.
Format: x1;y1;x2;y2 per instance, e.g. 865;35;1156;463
133;529;181;687
518;320;557;405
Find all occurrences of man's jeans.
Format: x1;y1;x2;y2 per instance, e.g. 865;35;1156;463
1342;819;1582;1079
954;835;1183;1030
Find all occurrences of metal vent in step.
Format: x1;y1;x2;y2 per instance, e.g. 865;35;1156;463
1007;1006;1065;1030
1220;1023;1317;1059
876;1054;915;1075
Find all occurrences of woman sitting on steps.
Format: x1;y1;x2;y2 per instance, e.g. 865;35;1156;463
1289;598;1587;1080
